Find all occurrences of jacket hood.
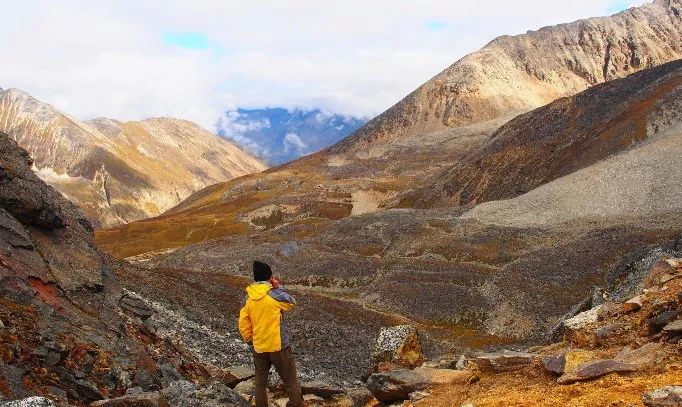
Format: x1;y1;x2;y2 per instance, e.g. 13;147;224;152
245;282;272;300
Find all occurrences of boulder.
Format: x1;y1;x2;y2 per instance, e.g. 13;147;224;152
615;343;665;368
564;306;601;331
557;359;637;384
345;387;374;407
95;381;249;407
642;385;682;406
233;379;255;400
133;370;160;391
0;398;56;407
372;325;424;371
563;350;596;373
541;354;566;375
194;382;249;407
648;310;679;334
90;392;164;407
366;370;428;403
299;381;345;398
157;363;183;388
596;302;626;321
412;367;474;385
623;296;643;313
642;260;679;288
220;365;255;387
473;351;535;372
662;319;682;333
74;379;104;402
595;322;628;340
409;390;430;401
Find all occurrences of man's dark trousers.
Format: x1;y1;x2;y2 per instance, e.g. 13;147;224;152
253;347;303;407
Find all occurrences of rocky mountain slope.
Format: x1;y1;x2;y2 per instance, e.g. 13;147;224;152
332;0;682;154
0;133;254;405
0;88;266;227
409;58;682;207
217;107;366;165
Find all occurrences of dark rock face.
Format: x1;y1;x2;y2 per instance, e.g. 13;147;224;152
648;310;679;334
0;134;209;404
119;294;154;320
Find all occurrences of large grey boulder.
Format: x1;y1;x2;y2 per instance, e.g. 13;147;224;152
372;325;424;371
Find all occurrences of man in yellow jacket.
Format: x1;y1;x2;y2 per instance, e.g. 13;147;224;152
239;261;303;407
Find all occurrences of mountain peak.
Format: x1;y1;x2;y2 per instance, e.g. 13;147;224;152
331;0;682;153
0;90;266;227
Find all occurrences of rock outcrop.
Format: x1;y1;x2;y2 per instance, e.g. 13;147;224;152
0;134;237;404
371;325;425;371
0;90;265;227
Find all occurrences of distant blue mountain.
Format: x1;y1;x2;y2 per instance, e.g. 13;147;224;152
216;108;366;165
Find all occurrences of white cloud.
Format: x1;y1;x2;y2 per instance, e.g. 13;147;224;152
283;133;308;153
0;0;648;130
216;110;271;157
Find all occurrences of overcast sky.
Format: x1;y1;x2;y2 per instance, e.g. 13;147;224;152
0;0;647;130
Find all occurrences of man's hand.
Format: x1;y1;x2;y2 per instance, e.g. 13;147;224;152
270;276;280;289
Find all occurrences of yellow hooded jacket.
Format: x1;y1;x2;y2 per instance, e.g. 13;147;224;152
238;281;297;353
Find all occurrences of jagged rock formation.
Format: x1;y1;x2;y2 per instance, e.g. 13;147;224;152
0;89;266;227
332;0;682;153
0;134;250;405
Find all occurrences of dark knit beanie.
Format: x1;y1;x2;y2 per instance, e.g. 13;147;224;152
253;261;272;281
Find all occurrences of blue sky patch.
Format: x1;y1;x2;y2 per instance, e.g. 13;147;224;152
163;32;212;50
426;19;448;31
606;0;633;14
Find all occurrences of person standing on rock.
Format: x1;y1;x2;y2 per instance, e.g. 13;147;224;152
239;261;304;407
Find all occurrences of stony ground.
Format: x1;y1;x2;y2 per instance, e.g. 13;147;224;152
415;259;682;407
